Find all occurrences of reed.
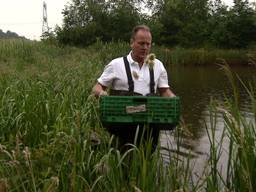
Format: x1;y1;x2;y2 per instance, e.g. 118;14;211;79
160;47;252;66
0;39;255;191
221;69;256;192
203;64;256;191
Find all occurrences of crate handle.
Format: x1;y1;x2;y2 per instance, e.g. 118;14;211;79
133;97;147;103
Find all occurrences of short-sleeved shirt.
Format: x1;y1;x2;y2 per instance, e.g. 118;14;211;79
97;52;170;96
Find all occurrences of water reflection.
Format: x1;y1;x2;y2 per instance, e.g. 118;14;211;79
160;65;256;178
168;65;255;135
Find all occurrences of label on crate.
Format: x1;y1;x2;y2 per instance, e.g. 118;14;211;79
126;104;146;113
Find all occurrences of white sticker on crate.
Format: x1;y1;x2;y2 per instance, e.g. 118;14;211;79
126;104;146;113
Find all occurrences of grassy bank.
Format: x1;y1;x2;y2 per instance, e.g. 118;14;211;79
0;39;255;191
89;40;256;66
1;39;255;68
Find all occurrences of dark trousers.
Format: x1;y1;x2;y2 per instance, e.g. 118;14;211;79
105;123;160;153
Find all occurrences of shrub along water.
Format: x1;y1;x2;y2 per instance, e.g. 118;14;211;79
0;39;255;191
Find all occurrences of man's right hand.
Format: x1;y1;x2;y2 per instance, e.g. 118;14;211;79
99;90;108;97
92;83;108;98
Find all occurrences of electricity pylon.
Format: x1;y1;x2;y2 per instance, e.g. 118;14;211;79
42;1;49;35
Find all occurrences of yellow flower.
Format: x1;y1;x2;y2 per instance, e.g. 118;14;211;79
145;53;156;69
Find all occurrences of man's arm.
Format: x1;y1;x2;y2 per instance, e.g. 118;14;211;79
92;83;108;97
158;87;176;97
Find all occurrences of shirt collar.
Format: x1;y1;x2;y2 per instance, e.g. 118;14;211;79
127;51;139;66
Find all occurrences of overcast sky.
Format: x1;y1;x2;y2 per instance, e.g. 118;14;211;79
0;0;254;40
0;0;70;40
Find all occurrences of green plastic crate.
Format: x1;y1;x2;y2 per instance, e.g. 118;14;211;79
99;96;180;126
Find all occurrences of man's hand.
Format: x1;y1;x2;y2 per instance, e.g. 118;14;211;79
99;90;108;96
92;83;108;98
158;87;176;97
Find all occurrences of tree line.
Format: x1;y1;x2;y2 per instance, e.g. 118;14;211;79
0;29;25;39
51;0;256;49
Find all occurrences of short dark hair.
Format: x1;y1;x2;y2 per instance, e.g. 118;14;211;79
131;25;151;40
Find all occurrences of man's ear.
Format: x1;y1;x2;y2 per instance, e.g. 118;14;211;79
130;38;134;47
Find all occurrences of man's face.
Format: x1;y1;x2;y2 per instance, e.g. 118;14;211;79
130;29;152;62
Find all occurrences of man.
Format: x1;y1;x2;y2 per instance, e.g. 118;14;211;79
93;25;175;151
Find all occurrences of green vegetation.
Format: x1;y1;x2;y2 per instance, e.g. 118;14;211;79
0;39;255;191
149;47;252;66
52;0;256;49
204;65;256;192
0;29;25;39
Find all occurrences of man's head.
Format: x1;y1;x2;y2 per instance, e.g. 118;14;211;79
130;25;152;64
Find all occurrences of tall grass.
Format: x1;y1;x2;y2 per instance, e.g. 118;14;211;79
0;39;255;191
220;65;256;191
201;64;256;191
0;39;35;64
0;40;183;191
159;47;254;66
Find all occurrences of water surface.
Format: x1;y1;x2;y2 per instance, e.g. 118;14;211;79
161;65;256;178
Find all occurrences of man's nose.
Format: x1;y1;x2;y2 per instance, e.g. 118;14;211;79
142;44;149;49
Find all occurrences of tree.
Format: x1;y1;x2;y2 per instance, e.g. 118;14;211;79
178;0;210;47
106;0;141;42
56;0;111;46
227;0;256;48
208;0;230;48
56;0;142;46
154;0;187;46
0;29;25;39
154;0;210;47
55;0;256;48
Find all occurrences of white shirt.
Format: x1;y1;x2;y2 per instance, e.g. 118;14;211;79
97;52;170;96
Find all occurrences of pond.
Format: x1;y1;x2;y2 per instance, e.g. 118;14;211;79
160;65;256;179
